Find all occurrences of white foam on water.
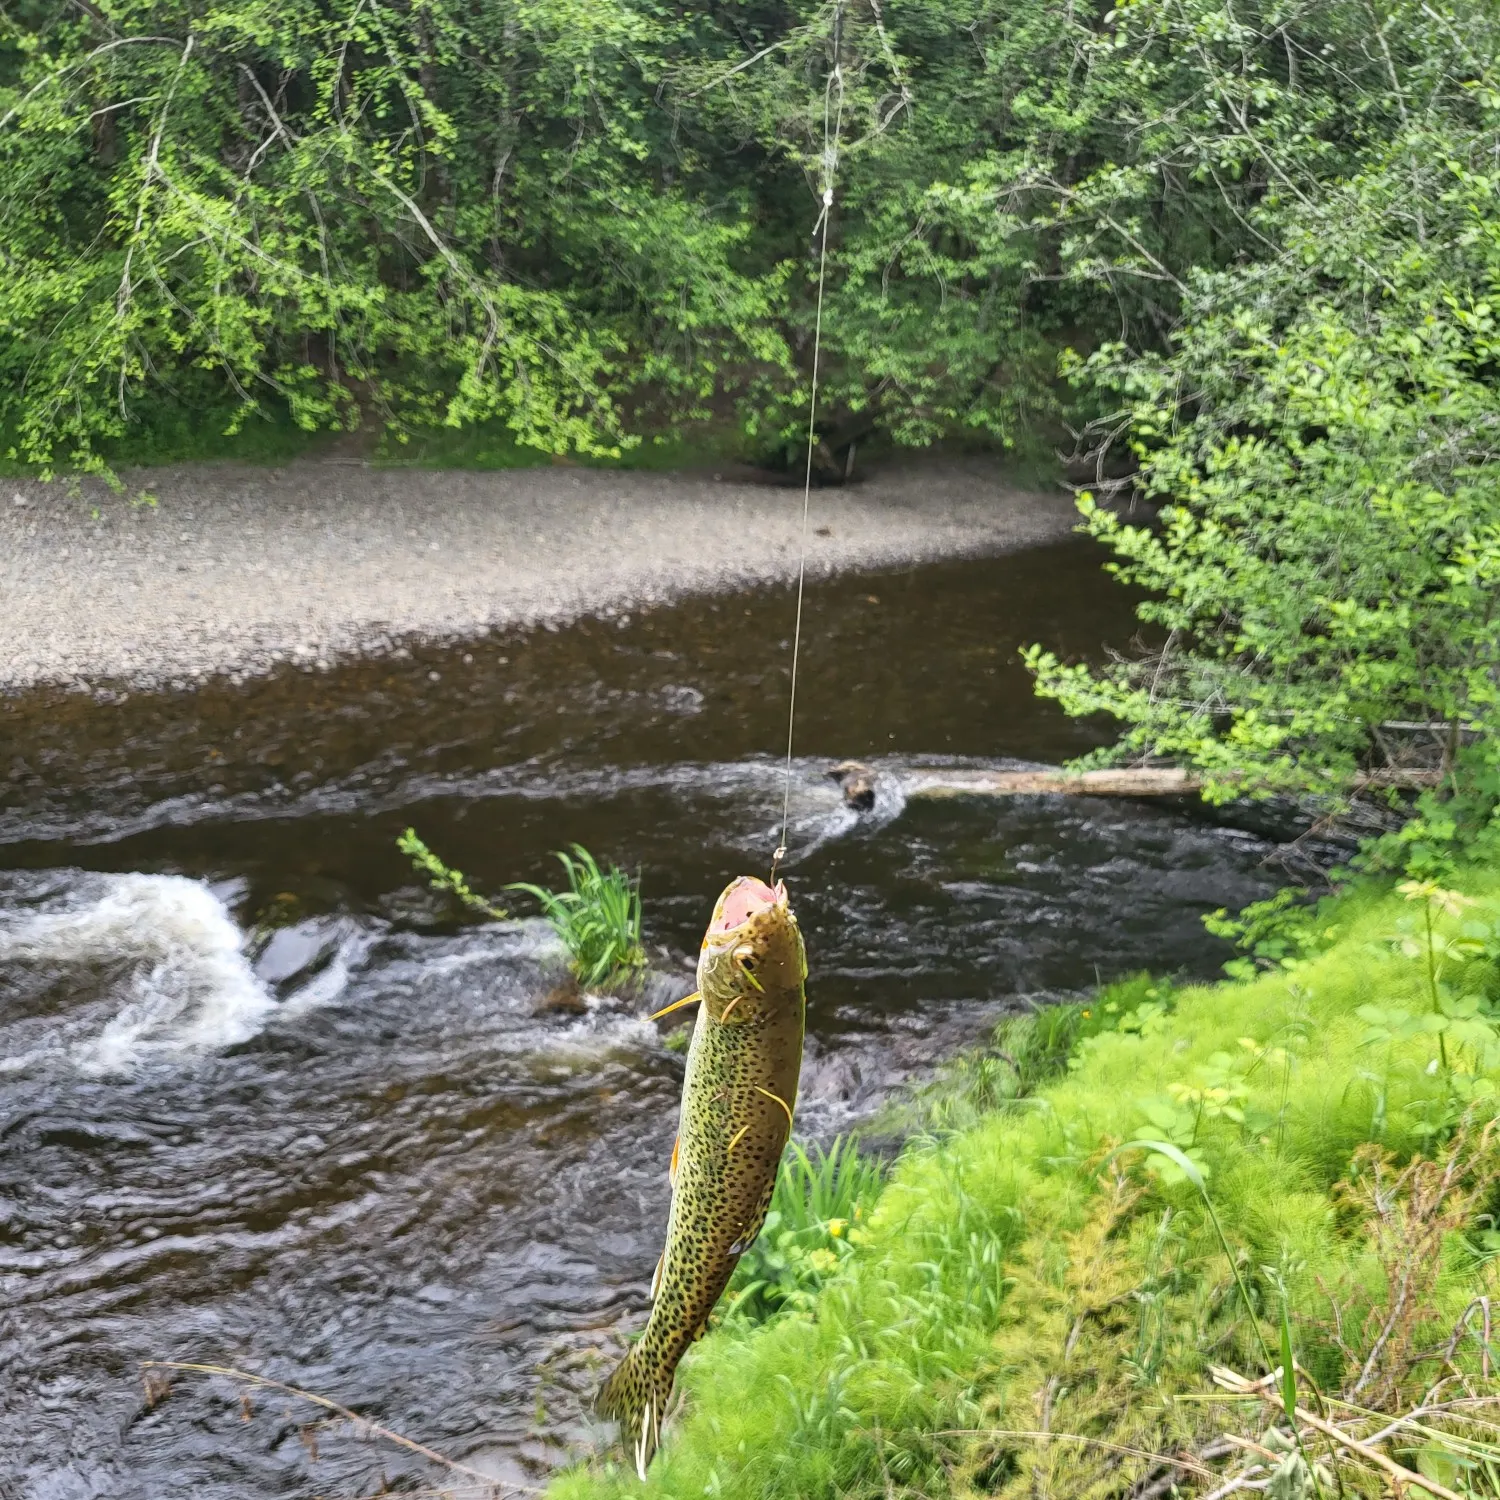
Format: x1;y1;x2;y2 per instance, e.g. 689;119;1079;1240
276;930;365;1018
0;873;274;1073
550;1006;661;1058
419;917;561;975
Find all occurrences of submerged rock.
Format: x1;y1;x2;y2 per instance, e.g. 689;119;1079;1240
533;978;587;1016
829;759;877;811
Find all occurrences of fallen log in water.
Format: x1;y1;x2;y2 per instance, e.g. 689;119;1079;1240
906;766;1198;799
828;761;1441;810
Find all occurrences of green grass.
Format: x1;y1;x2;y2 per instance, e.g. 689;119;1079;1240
554;875;1500;1500
904;973;1175;1137
509;845;646;990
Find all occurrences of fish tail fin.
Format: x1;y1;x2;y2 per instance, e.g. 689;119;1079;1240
596;1340;674;1480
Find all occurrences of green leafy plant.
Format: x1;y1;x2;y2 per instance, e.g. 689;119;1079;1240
1357;881;1500;1141
396;827;507;921
723;1135;885;1325
1022;52;1500;852
507;845;645;989
1205;891;1343;982
9;0;1476;487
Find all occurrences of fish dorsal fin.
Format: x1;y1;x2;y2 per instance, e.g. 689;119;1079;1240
669;1134;680;1186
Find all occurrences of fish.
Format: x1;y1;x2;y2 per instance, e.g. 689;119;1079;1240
596;874;807;1479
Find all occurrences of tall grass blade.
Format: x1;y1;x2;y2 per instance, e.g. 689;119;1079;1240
1280;1299;1298;1429
1118;1137;1322;1494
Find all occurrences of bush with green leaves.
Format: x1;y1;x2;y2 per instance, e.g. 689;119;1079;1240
508;845;645;990
1025;55;1500;853
4;0;1479;476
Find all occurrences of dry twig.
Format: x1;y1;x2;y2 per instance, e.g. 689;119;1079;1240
139;1360;532;1495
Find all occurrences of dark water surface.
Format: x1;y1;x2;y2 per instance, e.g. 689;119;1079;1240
0;541;1276;1498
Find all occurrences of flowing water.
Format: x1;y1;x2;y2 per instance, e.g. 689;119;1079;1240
0;540;1279;1498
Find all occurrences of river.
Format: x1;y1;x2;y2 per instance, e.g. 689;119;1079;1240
0;540;1277;1497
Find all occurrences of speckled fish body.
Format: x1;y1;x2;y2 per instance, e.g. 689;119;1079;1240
596;875;807;1478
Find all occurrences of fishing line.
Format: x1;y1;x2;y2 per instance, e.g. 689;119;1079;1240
772;31;844;882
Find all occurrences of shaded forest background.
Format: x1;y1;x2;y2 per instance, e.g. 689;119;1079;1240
1;0;1489;473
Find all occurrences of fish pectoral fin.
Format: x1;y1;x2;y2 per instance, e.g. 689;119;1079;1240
650;1252;664;1302
669;1134;680;1186
649;991;701;1021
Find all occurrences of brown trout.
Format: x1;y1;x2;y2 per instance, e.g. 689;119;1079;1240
597;874;807;1477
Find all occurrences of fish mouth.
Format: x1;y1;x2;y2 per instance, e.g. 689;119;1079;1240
707;875;786;937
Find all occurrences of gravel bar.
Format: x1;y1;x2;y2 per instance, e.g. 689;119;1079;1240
0;458;1077;693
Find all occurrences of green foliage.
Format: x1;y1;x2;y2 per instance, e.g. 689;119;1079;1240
1025;9;1500;832
369;416;751;473
1206;889;1345;982
396;826;507;921
723;1135;885;1325
554;875;1500;1500
9;0;1480;476
1356;881;1500;1141
0;0;783;475
912;976;1178;1135
904;982;1145;1140
508;845;645;989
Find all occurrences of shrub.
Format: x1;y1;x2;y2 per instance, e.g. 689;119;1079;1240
1027;90;1500;844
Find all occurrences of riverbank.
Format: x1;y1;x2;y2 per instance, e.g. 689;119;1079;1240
0;458;1074;693
554;874;1500;1499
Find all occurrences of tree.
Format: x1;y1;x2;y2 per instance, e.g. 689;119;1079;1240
1026;70;1500;831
